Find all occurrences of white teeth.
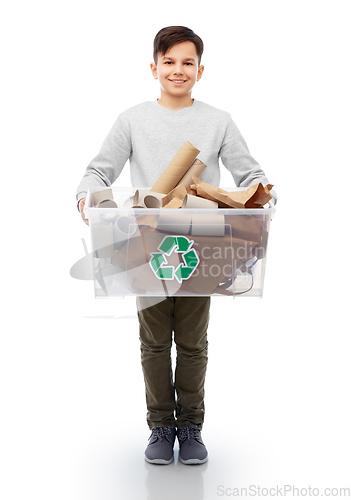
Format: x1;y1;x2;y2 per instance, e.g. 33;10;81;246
171;80;186;83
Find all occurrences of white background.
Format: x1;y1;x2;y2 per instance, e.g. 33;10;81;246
1;1;350;499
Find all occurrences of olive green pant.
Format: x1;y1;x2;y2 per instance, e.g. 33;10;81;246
136;296;210;430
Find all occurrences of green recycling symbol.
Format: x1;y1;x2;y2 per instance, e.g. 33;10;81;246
149;235;200;283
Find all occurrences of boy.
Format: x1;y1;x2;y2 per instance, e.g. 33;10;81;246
76;26;275;465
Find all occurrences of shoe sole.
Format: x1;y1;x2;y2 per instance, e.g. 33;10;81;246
179;455;208;465
145;455;174;465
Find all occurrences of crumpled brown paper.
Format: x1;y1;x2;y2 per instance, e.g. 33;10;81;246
161;183;187;208
190;176;274;209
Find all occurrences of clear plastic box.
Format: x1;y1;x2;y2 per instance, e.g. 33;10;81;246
84;187;275;298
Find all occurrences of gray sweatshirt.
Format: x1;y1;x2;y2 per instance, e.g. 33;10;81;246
76;99;274;202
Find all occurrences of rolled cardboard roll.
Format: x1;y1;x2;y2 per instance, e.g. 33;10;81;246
133;190;164;208
176;159;206;189
133;189;150;205
92;188;114;206
190;214;225;237
151;141;200;194
154;211;192;235
182;194;218;209
142;194;163;208
97;199;118;208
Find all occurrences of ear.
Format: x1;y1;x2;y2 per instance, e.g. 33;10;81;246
196;65;204;82
150;62;158;80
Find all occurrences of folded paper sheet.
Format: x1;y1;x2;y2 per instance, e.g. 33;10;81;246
151;141;200;194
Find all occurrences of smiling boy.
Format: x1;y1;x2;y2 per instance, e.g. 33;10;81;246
76;26;275;465
150;39;204;110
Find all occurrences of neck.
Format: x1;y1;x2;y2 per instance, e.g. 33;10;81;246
157;92;194;111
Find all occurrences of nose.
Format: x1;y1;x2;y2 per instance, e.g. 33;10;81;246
172;63;184;75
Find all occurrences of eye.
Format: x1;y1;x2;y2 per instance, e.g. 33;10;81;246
185;62;193;66
164;61;173;64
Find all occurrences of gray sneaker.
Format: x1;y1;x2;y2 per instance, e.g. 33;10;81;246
177;426;208;465
145;427;176;464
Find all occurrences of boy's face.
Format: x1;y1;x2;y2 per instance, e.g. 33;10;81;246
150;41;204;100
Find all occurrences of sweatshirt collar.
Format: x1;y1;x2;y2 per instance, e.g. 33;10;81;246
152;99;199;114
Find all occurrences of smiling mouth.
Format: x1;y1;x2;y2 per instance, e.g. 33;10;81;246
169;79;187;84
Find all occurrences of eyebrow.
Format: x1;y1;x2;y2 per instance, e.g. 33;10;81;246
162;56;196;62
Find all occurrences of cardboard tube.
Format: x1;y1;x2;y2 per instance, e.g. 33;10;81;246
176;159;206;189
151;141;200;194
190;214;225;237
92;188;114;206
97;199;118;208
133;190;164;208
182;194;218;209
154;211;191;235
142;195;163;208
133;189;150;205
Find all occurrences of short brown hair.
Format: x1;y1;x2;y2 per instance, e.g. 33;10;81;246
153;26;204;65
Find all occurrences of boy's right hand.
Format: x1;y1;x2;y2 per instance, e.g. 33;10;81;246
78;198;89;225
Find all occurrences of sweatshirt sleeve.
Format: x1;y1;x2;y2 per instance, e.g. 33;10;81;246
76;113;132;202
219;115;270;187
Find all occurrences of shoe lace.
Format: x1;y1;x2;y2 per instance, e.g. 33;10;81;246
150;426;173;441
177;426;200;443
